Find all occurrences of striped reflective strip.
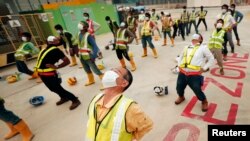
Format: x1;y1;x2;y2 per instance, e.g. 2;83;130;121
111;98;128;141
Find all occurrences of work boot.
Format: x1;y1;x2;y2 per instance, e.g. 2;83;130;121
129;57;136;71
152;48;158;58
13;120;34;141
141;48;147;57
162;38;167;46
119;58;126;68
69;99;81;110
201;99;208;112
171;38;175;47
56;98;69;106
28;72;38;80
85;73;95;86
175;96;185;105
219;68;224;75
69;56;77;67
4;122;19;139
237;40;241;46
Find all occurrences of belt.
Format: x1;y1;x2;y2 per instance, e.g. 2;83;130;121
116;41;127;44
38;71;56;76
79;49;90;53
179;68;201;76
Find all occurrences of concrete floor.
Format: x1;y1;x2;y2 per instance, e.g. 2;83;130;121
0;6;250;141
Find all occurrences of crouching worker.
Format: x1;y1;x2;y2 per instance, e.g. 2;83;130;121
35;36;81;110
0;97;33;141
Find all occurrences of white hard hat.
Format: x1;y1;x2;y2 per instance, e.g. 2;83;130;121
47;36;56;42
192;34;200;40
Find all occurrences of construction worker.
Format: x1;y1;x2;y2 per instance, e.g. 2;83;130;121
216;4;236;60
197;6;208;31
175;34;214;112
115;22;136;71
151;9;161;38
0;97;33;141
172;19;185;41
161;13;174;47
105;16;119;50
180;6;190;36
14;32;40;80
35;36;81;110
230;4;244;46
86;67;153;141
75;21;104;86
54;24;78;67
208;19;226;75
83;12;101;38
141;12;158;58
188;7;198;34
138;9;145;39
127;11;139;44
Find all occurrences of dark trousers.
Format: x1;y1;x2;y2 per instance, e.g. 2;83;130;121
182;22;189;36
116;48;130;61
197;19;208;31
233;25;240;40
176;72;206;101
39;73;78;101
223;31;235;54
173;25;185;40
69;45;79;57
0;101;21;125
189;20;198;34
141;35;155;49
163;31;172;39
16;60;33;75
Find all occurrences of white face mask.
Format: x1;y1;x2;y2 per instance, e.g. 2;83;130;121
102;70;119;89
22;37;27;42
140;11;143;14
107;21;111;24
56;30;61;34
222;9;227;14
145;17;149;21
78;23;84;30
120;22;125;28
216;23;223;28
83;16;88;20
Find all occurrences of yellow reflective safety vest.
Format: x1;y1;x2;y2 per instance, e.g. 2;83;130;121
76;32;92;60
218;13;231;31
86;94;134;141
181;12;189;23
180;45;201;70
199;11;207;19
208;29;225;49
127;17;135;29
35;46;57;72
141;21;152;36
61;31;76;48
116;29;128;50
190;12;196;21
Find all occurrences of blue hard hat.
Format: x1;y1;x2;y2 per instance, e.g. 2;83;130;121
29;96;44;106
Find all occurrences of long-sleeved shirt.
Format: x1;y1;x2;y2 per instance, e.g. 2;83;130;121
216;12;236;29
95;94;153;141
178;44;215;72
232;10;244;23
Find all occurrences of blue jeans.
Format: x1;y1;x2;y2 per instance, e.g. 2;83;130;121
80;58;102;75
163;31;172;39
176;72;206;101
16;60;33;75
141;35;155;49
0;101;21;125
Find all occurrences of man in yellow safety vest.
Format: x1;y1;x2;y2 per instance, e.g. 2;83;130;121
86;67;153;141
197;6;208;31
175;34;214;112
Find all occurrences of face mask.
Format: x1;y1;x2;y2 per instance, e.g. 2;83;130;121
22;37;27;42
231;7;235;11
120;22;125;28
107;21;111;24
216;23;223;29
78;23;84;30
140;11;143;14
145;17;149;21
83;16;88;20
102;70;119;89
56;30;61;34
222;9;227;14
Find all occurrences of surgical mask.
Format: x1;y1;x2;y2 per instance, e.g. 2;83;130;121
222;9;227;14
83;16;88;20
216;23;223;29
231;7;235;11
107;21;111;24
78;23;84;30
56;30;61;34
120;22;125;28
145;17;149;21
102;70;119;89
21;37;27;42
140;11;143;14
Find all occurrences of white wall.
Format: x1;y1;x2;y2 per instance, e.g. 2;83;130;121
187;0;230;7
